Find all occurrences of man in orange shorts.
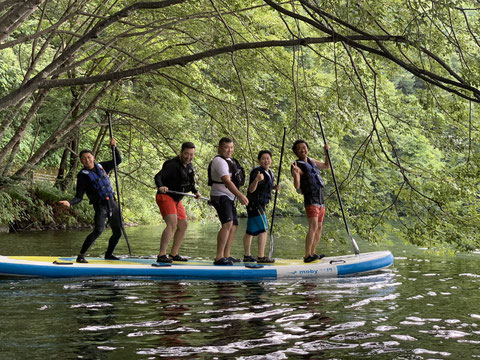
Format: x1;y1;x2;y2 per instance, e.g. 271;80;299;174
291;139;330;262
154;142;202;263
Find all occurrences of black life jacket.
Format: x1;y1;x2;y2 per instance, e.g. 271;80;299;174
81;163;114;200
247;166;274;207
208;155;245;188
296;158;324;195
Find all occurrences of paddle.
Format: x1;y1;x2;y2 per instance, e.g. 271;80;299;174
316;111;360;255
107;112;132;256
268;126;287;259
167;190;210;202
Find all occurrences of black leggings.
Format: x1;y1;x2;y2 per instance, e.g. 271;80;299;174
79;199;122;256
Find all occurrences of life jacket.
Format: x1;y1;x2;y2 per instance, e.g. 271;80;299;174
247;166;274;207
82;163;114;200
208;155;245;188
296;158;324;195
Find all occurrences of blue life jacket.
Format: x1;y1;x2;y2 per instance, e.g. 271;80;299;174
247;166;274;207
296;158;324;195
82;163;115;201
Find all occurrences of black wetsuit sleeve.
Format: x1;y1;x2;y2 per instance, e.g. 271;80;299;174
100;147;122;174
155;160;177;189
248;169;259;185
68;174;88;206
189;165;198;194
154;166;165;188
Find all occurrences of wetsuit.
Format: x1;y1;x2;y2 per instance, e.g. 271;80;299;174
68;148;122;256
154;156;198;201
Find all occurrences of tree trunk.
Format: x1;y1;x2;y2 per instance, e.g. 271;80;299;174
55;147;70;189
13;81;116;178
92;125;108;157
0;89;48;166
63;135;79;190
0;0;45;42
0;96;29;144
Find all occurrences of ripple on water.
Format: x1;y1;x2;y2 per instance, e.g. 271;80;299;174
345;293;399;308
70;303;113;309
413;348;451;357
200;308;293;322
80;319;178;331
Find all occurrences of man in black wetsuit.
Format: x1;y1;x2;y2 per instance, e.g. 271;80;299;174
59;138;122;263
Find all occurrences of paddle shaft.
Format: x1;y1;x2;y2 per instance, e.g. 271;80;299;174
107;112;132;255
166;190;210;202
269;126;287;259
316;111;360;255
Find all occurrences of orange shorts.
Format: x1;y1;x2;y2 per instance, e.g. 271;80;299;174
305;204;325;222
156;194;186;220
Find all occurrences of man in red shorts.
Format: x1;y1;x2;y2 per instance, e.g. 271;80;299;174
291;139;330;262
154;142;202;263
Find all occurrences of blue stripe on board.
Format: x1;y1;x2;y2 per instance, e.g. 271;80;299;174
336;252;394;276
0;262;278;280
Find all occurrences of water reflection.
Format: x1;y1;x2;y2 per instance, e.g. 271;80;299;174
3;224;480;358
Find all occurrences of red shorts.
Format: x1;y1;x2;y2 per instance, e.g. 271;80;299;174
156;194;186;220
305;204;325;222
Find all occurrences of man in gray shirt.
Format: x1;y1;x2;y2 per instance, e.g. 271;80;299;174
208;137;248;265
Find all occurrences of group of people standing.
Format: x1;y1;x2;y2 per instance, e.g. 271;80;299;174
60;136;330;266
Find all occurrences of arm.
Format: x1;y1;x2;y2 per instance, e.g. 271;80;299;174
312;143;330;169
113;146;122;165
247;170;263;194
291;161;303;190
221;175;248;205
190;174;202;199
101;146;122;173
58;175;87;207
154;167;167;194
189;165;199;195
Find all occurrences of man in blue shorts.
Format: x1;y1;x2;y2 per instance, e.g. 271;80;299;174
242;150;278;263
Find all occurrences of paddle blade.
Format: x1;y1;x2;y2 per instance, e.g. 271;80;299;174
268;233;274;259
350;235;360;255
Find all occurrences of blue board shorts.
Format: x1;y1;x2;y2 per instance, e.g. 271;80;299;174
246;207;268;236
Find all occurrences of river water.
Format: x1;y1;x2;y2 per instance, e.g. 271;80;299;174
1;219;480;359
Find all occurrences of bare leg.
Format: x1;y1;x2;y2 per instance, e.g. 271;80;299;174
223;224;238;258
216;221;233;260
257;232;267;258
305;217;319;258
170;218;188;256
159;214;177;256
311;222;323;255
243;233;253;256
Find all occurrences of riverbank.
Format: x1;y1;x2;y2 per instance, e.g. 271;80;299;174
0;182;95;232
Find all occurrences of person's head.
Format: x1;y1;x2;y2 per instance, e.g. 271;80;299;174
218;137;234;158
179;142;196;165
79;149;95;170
292;139;309;158
257;150;272;169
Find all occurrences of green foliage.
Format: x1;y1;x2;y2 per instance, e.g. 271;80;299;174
1;0;480;252
0;182;94;230
0;191;20;226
